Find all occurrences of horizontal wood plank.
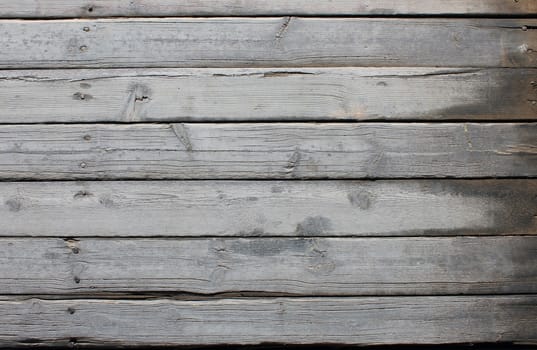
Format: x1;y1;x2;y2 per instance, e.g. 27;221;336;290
0;123;535;180
2;68;536;123
1;237;536;295
2;180;537;237
1;18;536;68
1;0;536;17
1;296;536;346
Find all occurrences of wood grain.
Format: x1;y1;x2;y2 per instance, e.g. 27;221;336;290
0;123;535;180
0;0;536;18
2;2;536;348
2;68;536;123
1;18;536;68
2;236;536;295
2;180;537;237
1;296;536;346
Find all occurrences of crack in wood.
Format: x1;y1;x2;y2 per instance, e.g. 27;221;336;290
122;84;151;122
463;124;473;150
495;144;537;155
171;123;193;152
285;150;301;175
275;16;292;41
366;69;483;79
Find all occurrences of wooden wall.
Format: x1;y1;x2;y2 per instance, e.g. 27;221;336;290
0;0;536;347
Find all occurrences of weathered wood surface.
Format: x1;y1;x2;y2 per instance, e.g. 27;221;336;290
2;180;537;237
2;68;536;123
1;296;536;346
1;1;536;348
1;18;536;68
1;0;536;18
0;123;535;180
2;237;536;295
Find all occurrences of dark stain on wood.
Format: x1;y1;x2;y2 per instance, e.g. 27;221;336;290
295;216;332;236
229;238;311;257
417;180;537;235
429;69;537;119
5;198;22;212
347;191;372;210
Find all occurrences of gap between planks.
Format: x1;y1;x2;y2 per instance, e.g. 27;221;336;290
0;0;536;18
2;293;537;301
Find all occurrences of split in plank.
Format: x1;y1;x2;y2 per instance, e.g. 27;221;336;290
2;68;536;123
1;0;536;18
1;237;536;295
2;180;537;237
0;123;535;180
1;18;536;68
0;296;536;346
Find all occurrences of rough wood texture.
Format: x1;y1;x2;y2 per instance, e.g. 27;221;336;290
1;296;536;346
0;123;535;180
0;0;536;17
2;237;536;295
1;18;536;68
2;68;536;123
1;2;536;348
2;180;537;237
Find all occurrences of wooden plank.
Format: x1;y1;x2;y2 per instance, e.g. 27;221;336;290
0;0;536;18
2;68;536;123
0;123;535;180
1;237;536;295
1;296;536;346
2;180;537;237
1;18;536;68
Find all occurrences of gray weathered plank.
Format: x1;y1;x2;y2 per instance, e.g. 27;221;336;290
2;180;537;237
1;18;536;68
0;123;535;180
0;0;536;18
1;296;536;346
1;237;536;295
2;68;536;123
